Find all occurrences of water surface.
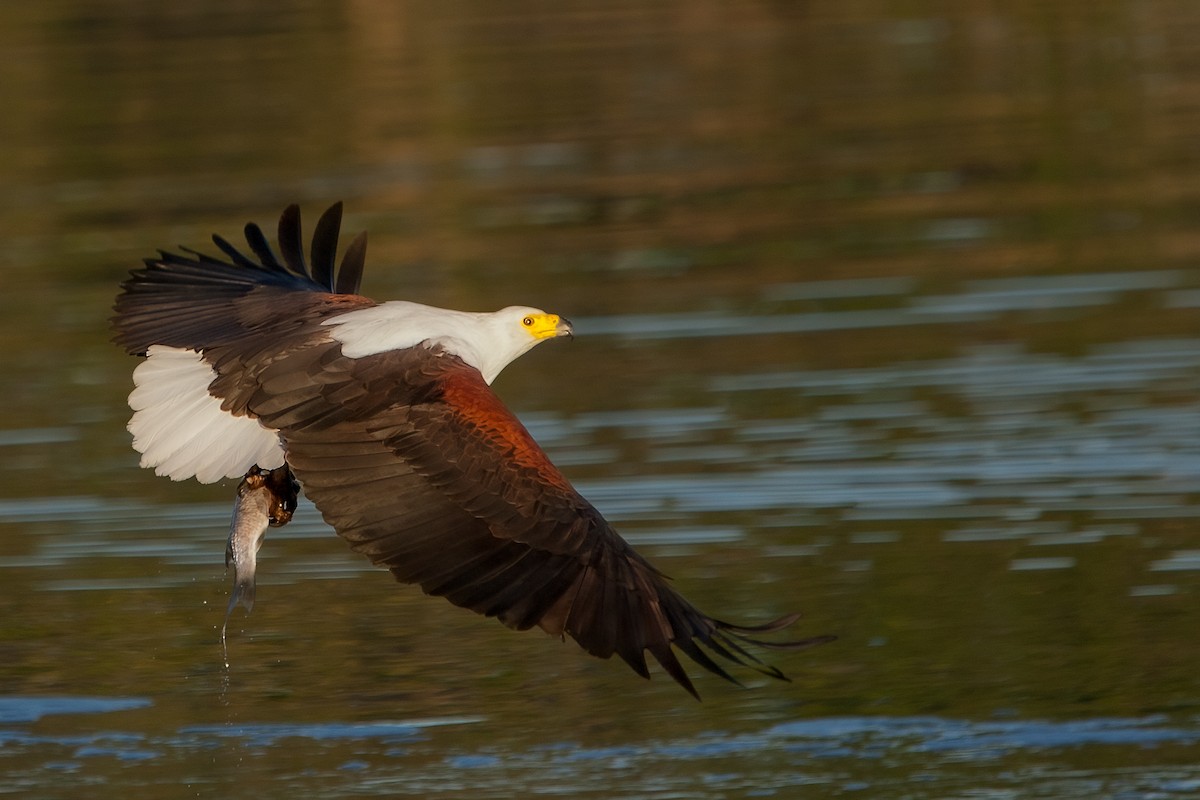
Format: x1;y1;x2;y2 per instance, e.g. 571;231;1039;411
1;2;1199;798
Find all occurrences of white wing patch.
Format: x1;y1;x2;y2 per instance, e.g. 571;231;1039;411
127;346;285;483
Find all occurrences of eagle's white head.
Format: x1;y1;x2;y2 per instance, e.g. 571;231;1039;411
326;301;573;384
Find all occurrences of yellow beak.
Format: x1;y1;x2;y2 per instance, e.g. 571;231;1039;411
529;313;573;340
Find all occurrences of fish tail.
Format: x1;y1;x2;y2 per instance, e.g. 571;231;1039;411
221;572;256;645
227;573;257;616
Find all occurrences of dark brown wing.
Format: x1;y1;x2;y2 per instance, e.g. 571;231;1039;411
112;202;371;356
211;341;831;698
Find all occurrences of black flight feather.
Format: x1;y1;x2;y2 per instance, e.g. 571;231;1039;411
336;232;367;295
242;221;283;270
277;204;309;279
310;202;343;291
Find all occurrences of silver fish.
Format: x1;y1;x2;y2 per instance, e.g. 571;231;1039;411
220;465;300;650
222;472;273;642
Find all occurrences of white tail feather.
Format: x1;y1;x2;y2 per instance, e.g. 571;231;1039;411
128;346;284;483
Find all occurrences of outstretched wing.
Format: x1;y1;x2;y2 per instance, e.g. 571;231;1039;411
112;202;370;356
209;339;832;697
111;204;376;483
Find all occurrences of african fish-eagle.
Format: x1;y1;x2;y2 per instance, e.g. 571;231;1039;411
111;202;832;697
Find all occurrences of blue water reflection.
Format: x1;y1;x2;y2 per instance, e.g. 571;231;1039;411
5;705;1197;797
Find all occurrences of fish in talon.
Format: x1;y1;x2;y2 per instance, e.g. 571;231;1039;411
223;465;300;632
223;469;273;636
261;465;300;528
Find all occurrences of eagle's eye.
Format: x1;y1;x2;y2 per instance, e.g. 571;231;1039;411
522;316;534;327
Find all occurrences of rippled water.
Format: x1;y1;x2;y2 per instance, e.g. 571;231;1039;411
5;698;1200;799
3;2;1200;798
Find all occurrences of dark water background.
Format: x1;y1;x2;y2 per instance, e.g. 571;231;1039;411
2;2;1200;798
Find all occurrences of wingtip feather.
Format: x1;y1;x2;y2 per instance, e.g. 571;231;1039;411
277;203;309;279
310;201;344;291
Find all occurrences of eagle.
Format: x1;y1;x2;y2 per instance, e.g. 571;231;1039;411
111;203;832;698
